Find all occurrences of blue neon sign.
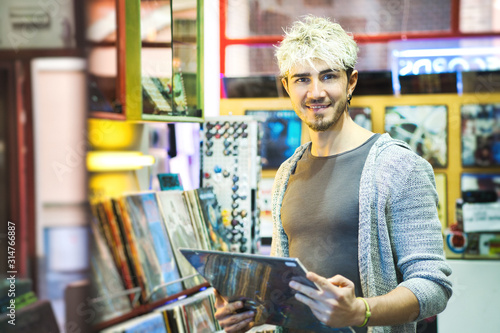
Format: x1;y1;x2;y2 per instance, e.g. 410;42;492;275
394;48;500;76
390;39;500;94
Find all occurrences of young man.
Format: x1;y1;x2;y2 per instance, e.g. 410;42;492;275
215;16;452;333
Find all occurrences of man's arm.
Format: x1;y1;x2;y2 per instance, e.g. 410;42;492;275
387;153;452;320
290;273;419;328
363;286;419;326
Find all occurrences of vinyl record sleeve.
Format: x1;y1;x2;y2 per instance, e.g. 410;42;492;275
123;193;183;301
156;191;205;289
179;249;353;332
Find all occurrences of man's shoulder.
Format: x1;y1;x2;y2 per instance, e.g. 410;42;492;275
372;133;419;159
373;133;410;151
369;134;433;175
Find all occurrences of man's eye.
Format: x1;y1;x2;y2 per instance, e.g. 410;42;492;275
295;78;308;83
322;74;336;80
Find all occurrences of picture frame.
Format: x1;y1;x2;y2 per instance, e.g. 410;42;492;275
245;110;302;170
385;105;448;168
461;104;500;167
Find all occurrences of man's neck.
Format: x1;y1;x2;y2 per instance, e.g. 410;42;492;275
309;113;374;157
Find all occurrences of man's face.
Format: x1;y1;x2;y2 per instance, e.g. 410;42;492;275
282;59;356;132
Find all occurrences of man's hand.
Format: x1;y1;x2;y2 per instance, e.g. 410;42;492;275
214;290;255;333
289;272;366;328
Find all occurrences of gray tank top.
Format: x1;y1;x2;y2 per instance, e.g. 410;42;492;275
281;133;379;333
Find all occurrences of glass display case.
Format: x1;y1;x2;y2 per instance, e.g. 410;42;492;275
86;0;123;119
87;0;203;122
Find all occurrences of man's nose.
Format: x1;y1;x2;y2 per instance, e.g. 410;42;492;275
307;79;327;99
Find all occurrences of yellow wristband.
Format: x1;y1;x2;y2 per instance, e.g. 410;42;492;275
357;297;371;328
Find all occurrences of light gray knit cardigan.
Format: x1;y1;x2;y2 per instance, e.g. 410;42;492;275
270;133;452;333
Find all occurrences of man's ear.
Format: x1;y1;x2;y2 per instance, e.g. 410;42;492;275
281;77;290;95
347;70;358;96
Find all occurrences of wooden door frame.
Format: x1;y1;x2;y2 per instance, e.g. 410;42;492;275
0;60;37;288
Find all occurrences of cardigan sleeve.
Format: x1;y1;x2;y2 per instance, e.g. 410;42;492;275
386;153;453;321
270;162;289;257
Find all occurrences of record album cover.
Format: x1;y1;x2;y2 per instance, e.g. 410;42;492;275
157;190;205;289
89;214;132;324
124;193;183;302
180;249;353;332
385;105;448;168
461;103;500;167
182;190;211;250
183;297;217;333
195;187;230;251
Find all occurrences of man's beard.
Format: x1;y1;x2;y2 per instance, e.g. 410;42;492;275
297;99;347;132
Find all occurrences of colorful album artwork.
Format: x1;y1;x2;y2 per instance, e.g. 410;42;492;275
385;105;448;168
349;107;372;130
184;297;218;333
142;76;173;114
124;193;183;301
156;190;205;289
461;173;500;200
245;110;302;169
461;104;500;167
434;173;448;230
141;73;188;116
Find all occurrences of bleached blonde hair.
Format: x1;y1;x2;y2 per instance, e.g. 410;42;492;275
275;15;359;78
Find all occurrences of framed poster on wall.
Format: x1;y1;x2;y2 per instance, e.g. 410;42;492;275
461;104;500;167
385;105;448;168
245;110;302;170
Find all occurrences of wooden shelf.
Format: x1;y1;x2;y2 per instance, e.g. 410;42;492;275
92;282;210;332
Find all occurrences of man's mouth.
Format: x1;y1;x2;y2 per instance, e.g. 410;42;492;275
307;104;330;110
